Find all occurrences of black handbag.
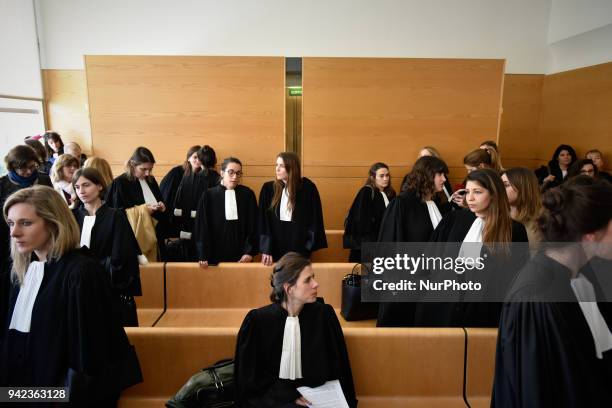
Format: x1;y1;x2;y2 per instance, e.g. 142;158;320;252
340;264;378;321
166;359;235;408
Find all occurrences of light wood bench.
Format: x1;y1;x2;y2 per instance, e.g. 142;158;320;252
119;327;467;408
135;263;165;327
312;229;351;262
465;328;498;408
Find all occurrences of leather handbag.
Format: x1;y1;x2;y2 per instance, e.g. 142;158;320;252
341;264;378;321
166;359;235;408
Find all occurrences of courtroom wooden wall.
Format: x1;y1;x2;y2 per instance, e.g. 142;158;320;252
42;69;92;154
302;57;506;228
83;55;286;191
538;62;612;170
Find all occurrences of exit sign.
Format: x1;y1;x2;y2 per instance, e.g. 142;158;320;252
288;87;302;96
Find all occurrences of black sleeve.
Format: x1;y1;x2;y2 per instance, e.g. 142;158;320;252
258;183;274;256
344;187;373;249
159;166;182;205
377;195;403;242
304;180;327;252
194;190;211;262
105;178;124;209
243;187;259;257
110;210;142;296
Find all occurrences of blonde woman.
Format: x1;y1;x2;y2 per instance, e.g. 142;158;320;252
0;185;141;405
502;168;542;247
50;153;79;208
84;156;114;187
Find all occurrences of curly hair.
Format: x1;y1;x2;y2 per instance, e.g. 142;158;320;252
403;156;448;201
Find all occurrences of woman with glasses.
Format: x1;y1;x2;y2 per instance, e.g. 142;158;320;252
568;158;598;179
259;152;327;266
50;154;80;208
0;145;52;259
194;157;258;266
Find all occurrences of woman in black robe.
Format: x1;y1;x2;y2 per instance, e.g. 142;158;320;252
259;152;327;265
194;157;258;266
535;144;577;190
0;145;52;261
376;156;451;327
159;145;201;219
169;145;220;261
1;185;141;406
492;176;612;407
235;252;357;408
106;146;169;258
72;168;142;326
343;162;395;262
414;168;529;327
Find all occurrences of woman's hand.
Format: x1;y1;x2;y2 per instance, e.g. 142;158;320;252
450;189;467;207
145;204;156;215
295;397;311;407
238;254;253;263
199;260;208;269
261;254;273;266
543;174;555;184
157;201;166;212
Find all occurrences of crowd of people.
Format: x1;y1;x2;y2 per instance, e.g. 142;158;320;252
0;131;611;406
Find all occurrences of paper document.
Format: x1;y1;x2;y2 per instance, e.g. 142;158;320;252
297;380;349;408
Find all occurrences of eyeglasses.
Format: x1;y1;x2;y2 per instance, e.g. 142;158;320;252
16;163;39;173
581;169;595;174
225;170;243;178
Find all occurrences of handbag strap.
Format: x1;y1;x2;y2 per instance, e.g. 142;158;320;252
351;263;362;276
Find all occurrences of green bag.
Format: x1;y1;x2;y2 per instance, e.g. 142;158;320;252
166;359;235;408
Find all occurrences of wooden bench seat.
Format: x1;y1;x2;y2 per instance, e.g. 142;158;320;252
312;229;350;262
135;263;165;327
465;328;498;408
119;327;466;407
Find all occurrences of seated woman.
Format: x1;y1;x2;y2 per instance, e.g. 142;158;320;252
50;153;79;208
492;176;612;407
194;157;258;266
586;148;612;183
479;140;505;172
43;131;64;169
106;146;168;261
568;158;597;179
0;185;141;405
501;167;542;247
84;156;114;187
415;168;529;327
235;252;357;408
72;167;143;326
343;162;395;262
536;144;577;189
259;152;327;265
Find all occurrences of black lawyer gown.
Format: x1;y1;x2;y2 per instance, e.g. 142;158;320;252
376;189;449;327
343;185;389;263
492;253;612;407
234;300;358;408
258;178;327;261
72;203;142;326
194;184;258;264
159;165;185;237
0;249;142;407
414;209;529;327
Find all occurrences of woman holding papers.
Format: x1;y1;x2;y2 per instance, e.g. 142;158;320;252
492;176;612;407
415;168;528;327
258;152;327;265
194;157;258;266
72;167;142;326
235;252;357;407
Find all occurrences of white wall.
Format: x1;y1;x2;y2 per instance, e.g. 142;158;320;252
548;23;612;73
35;0;551;73
0;0;42;98
548;0;612;43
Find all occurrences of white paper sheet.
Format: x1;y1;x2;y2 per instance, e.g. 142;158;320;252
296;380;349;408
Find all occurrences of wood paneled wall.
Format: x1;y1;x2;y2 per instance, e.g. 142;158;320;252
538;62;612;170
498;74;544;169
84;55;286;188
42;69;92;154
302;57;506;228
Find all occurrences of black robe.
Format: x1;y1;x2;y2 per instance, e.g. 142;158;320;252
160;165;185;205
0;249;142;406
194;184;258;264
492;253;612;407
343;186;389;262
72;204;142;297
105;173;169;251
0;174;53;261
414;209;529;327
235;301;357;408
376;189;450;327
169;170;220;260
258;178;327;261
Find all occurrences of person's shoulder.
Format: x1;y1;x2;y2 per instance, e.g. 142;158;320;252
237;184;256;196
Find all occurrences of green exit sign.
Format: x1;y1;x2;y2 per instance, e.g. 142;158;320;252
288;87;302;96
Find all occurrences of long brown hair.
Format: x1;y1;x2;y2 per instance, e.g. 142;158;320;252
503;167;542;225
270;152;302;212
125;146;156;182
182;145;202;176
403;156;448;200
365;162;396;199
466;169;513;252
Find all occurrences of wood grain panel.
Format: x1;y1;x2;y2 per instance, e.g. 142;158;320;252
42;69;92;153
85;56;285;174
538;62;612;171
498;74;544;169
